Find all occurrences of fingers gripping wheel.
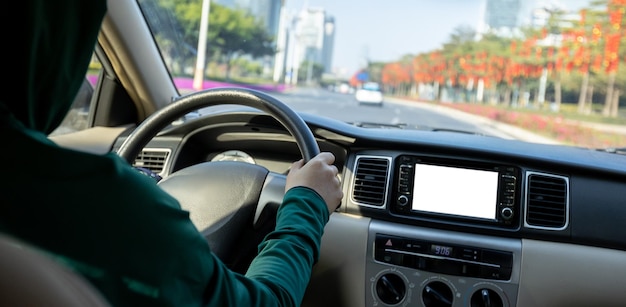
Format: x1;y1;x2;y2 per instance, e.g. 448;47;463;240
117;87;319;164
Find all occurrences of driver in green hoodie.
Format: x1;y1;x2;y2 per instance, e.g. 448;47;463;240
0;1;343;306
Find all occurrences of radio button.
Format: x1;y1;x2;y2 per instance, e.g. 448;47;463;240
501;207;514;220
397;195;409;206
481;250;513;267
461;248;480;261
501;201;514;207
404;240;427;252
376;235;405;249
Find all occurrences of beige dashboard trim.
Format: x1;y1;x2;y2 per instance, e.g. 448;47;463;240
518;239;626;306
50;126;130;155
303;213;369;307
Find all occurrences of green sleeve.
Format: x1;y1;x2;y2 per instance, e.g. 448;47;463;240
0;126;330;307
202;186;329;307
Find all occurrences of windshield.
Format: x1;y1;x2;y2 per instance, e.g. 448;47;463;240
362;82;380;91
138;0;626;149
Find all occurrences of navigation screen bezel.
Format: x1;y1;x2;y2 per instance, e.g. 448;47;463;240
392;155;520;229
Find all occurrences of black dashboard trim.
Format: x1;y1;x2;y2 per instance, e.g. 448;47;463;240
114;110;626;252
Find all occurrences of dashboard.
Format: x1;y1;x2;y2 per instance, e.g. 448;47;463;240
114;109;626;307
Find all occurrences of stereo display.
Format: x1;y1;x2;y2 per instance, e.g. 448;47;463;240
393;155;520;228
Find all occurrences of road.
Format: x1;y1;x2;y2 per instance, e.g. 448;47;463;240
272;87;494;134
271;87;556;143
197;86;558;144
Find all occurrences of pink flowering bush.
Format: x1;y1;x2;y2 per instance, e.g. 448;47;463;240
444;103;626;148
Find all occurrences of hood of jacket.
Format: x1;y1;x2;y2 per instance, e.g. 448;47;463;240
0;0;106;134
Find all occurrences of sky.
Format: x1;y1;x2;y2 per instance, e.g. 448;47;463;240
284;0;593;77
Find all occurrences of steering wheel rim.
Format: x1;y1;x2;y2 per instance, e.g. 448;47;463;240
117;87;320;164
115;87;320;270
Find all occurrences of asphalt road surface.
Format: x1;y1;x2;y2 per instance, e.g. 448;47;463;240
271;87;514;139
196;86;557;144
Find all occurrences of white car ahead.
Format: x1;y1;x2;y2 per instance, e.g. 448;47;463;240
355;82;383;106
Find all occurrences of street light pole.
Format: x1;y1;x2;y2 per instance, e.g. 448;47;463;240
193;0;211;91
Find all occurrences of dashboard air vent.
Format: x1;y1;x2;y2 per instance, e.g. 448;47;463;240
525;172;569;230
133;148;170;175
351;156;391;208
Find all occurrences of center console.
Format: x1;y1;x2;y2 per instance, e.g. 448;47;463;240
366;221;521;307
349;154;523;306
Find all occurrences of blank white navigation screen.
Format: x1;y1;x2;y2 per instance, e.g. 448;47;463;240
411;164;498;220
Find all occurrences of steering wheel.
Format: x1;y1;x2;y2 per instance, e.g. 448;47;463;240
117;87;320;271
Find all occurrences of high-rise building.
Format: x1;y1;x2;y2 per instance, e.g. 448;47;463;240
212;1;335;84
481;0;546;37
484;0;521;30
322;16;335;74
481;0;589;37
296;7;326;64
283;7;335;83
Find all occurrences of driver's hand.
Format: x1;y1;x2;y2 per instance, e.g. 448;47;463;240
286;152;343;214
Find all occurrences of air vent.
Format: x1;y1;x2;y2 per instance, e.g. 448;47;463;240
133;148;170;175
525;172;569;230
351;156;391;208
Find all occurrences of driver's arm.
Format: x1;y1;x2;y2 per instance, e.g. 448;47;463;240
7;149;342;307
201;152;342;306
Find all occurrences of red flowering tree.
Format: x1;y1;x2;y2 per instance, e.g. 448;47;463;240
381;61;412;95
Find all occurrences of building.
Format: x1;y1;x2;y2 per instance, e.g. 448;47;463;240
530;5;583;29
484;0;522;31
481;0;590;37
322;16;335;74
282;7;335;84
481;0;536;36
212;1;335;84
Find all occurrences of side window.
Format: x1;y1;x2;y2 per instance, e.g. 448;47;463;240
50;53;102;136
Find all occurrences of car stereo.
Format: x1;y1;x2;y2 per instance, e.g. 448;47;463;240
374;234;514;280
391;155;520;228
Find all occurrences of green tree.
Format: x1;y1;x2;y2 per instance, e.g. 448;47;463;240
561;0;626;117
440;25;480;103
147;0;276;79
139;0;199;75
206;4;275;79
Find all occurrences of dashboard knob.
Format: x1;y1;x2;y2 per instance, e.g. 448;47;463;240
422;281;453;307
470;288;504;307
397;195;409;206
500;207;514;220
375;273;406;305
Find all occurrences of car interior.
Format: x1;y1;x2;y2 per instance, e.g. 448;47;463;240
9;0;626;306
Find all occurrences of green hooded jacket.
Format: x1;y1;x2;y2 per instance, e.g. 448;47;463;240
0;1;329;306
